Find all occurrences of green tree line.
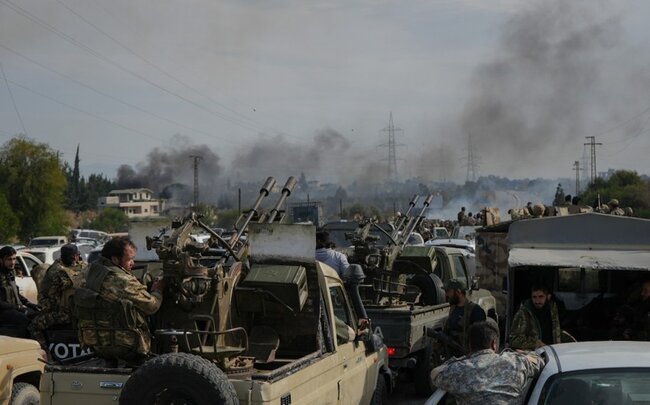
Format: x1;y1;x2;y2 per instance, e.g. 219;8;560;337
580;170;650;218
0;137;124;242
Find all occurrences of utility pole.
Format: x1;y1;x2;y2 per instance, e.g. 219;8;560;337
584;136;602;185
573;161;582;195
465;132;480;182
190;155;202;207
379;112;404;181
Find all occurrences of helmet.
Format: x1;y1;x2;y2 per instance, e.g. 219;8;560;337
608;199;619;207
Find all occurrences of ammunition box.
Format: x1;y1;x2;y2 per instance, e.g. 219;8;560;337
236;265;308;313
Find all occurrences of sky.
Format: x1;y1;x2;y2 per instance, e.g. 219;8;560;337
1;0;650;186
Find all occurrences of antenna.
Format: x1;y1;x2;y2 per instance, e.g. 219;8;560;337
465;131;480;182
379;112;404;181
584;136;602;185
190;155;202;207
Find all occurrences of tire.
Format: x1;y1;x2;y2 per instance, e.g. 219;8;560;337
370;373;388;405
413;346;436;397
10;382;39;405
119;353;238;405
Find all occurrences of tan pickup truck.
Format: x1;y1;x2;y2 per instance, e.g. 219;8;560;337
39;223;392;404
0;336;46;405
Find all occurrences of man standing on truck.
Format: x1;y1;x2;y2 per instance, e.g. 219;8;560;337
75;237;163;362
442;278;486;357
315;231;349;277
0;246;40;338
509;284;562;350
28;244;86;349
431;319;544;404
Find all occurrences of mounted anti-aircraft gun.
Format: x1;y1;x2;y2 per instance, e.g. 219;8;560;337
143;176;297;375
346;195;435;306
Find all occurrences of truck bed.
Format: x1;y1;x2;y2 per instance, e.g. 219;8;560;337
366;303;449;356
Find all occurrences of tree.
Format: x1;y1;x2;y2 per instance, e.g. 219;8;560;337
581;170;650;217
0;193;19;242
87;208;129;233
0;137;69;241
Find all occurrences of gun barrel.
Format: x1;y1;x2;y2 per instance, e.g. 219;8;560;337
394;194;420;231
232;177;276;246
266;176;297;223
400;194;433;249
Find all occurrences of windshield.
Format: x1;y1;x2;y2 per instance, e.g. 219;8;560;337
540;369;650;404
29;239;58;247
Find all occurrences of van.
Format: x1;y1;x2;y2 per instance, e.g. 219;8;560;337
27;236;68;248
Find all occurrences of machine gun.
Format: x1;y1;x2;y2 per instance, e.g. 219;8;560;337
146;177;297;373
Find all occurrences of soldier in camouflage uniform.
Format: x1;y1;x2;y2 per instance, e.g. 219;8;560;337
0;246;40;338
431;319;544;404
509;284;562;350
607;199;625;216
28;244;86;349
75;237;163;361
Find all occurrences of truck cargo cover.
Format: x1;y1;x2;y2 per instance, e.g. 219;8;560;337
508;248;650;270
507;213;650;270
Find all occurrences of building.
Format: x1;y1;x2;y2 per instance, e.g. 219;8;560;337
97;188;165;218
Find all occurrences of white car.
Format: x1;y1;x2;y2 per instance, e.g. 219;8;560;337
425;341;650;404
13;251;44;304
20;246;61;265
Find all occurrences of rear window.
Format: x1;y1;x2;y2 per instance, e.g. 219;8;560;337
29;238;58;247
539;369;650;404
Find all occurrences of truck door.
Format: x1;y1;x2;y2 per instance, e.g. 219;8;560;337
329;285;371;404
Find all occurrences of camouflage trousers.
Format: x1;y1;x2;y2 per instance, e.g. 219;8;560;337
28;311;71;349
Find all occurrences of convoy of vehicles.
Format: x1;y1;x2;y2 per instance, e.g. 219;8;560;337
326;195;497;396
37;177;392;405
425;341;650;404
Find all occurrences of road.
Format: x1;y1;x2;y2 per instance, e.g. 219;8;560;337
388;380;428;405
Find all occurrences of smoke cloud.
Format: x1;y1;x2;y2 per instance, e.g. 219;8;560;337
228;127;352;180
461;0;624;175
115;134;222;203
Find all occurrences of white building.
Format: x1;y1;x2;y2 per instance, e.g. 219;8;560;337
97;188;165;218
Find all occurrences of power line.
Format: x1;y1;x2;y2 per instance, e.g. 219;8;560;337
8;78;164;141
379;112;404;181
0;42;233;144
584;136;602;184
0;61;27;134
0;0;265;136
53;0;281;137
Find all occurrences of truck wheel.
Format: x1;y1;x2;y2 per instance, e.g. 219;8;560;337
10;382;39;405
414;346;436;396
370;373;388;405
119;353;238;405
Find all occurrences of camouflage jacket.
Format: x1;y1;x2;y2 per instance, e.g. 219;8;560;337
509;299;561;350
431;349;544;404
0;266;30;310
38;259;86;314
77;257;162;355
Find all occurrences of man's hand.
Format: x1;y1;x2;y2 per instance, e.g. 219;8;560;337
151;277;165;294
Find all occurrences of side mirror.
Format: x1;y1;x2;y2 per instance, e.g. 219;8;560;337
471;276;479;290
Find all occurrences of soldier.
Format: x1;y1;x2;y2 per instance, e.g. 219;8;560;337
431;319;544;404
315;231;349;277
442;278;486;357
509;284;562;350
75;237;163;362
457;207;466;224
0;246;39;338
28;244;86;349
608;199;625;216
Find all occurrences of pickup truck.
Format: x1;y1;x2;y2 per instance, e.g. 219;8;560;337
0;336;46;405
38;222;393;405
324;198;498;397
368;245;496;396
